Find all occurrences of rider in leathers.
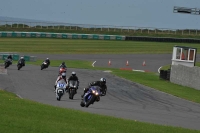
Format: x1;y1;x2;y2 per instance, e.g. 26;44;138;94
54;72;68;92
59;62;67;68
81;78;107;98
18;57;25;66
6;54;13;65
44;58;50;67
67;72;79;93
7;54;13;60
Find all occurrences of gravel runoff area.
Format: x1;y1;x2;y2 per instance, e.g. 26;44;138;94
0;54;200;130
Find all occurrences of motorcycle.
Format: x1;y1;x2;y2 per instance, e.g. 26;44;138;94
56;80;67;101
59;67;67;75
41;61;49;70
80;86;101;108
17;60;25;70
4;59;12;69
68;80;78;99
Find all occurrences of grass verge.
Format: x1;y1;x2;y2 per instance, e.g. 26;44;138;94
0;90;199;133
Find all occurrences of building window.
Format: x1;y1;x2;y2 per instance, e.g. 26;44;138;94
189;49;194;61
176;48;181;59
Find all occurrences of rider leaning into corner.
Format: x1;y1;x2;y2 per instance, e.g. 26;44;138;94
18;56;25;66
81;77;107;98
44;58;50;67
6;54;13;64
54;72;68;92
7;54;13;60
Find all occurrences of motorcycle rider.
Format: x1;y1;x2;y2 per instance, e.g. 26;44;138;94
59;62;67;68
58;62;67;75
43;58;50;67
54;72;68;92
67;71;79;93
81;78;107;98
7;54;13;60
5;54;13;65
17;56;25;66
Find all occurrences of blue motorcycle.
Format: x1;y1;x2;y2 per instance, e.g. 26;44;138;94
80;86;101;108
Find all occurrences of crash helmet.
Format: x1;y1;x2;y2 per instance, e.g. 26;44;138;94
62;62;65;65
46;58;49;60
61;72;66;79
100;78;106;85
72;71;76;76
20;56;24;59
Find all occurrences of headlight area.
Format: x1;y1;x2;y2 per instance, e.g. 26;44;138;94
92;90;99;95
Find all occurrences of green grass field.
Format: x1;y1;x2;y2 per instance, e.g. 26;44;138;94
0;38;200;54
1;38;200;133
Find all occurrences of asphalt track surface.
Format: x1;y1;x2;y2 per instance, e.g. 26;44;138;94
1;54;200;130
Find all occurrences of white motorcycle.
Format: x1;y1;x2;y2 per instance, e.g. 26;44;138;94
56;80;67;101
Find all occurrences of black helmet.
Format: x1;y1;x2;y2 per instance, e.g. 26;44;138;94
100;78;106;85
61;73;66;79
72;71;76;76
62;62;65;65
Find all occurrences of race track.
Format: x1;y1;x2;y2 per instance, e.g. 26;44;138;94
1;54;200;130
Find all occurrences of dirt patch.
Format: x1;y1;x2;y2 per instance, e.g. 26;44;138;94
0;64;7;74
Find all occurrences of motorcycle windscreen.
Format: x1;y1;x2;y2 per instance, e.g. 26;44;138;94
57;80;67;89
69;80;77;87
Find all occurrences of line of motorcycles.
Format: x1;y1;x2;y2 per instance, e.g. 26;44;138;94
4;59;25;70
54;65;104;108
55;78;103;108
5;60;105;108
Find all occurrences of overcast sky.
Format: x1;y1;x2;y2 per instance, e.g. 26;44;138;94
0;0;200;29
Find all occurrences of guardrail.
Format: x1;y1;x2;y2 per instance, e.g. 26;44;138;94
0;31;126;40
0;20;200;36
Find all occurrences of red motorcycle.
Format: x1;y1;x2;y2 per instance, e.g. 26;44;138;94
59;67;67;75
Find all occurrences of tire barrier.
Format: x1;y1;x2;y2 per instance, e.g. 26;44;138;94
125;36;200;43
159;69;170;80
0;54;36;62
0;31;126;41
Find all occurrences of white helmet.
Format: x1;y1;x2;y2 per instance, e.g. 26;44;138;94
21;57;24;59
72;71;76;76
61;73;66;78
